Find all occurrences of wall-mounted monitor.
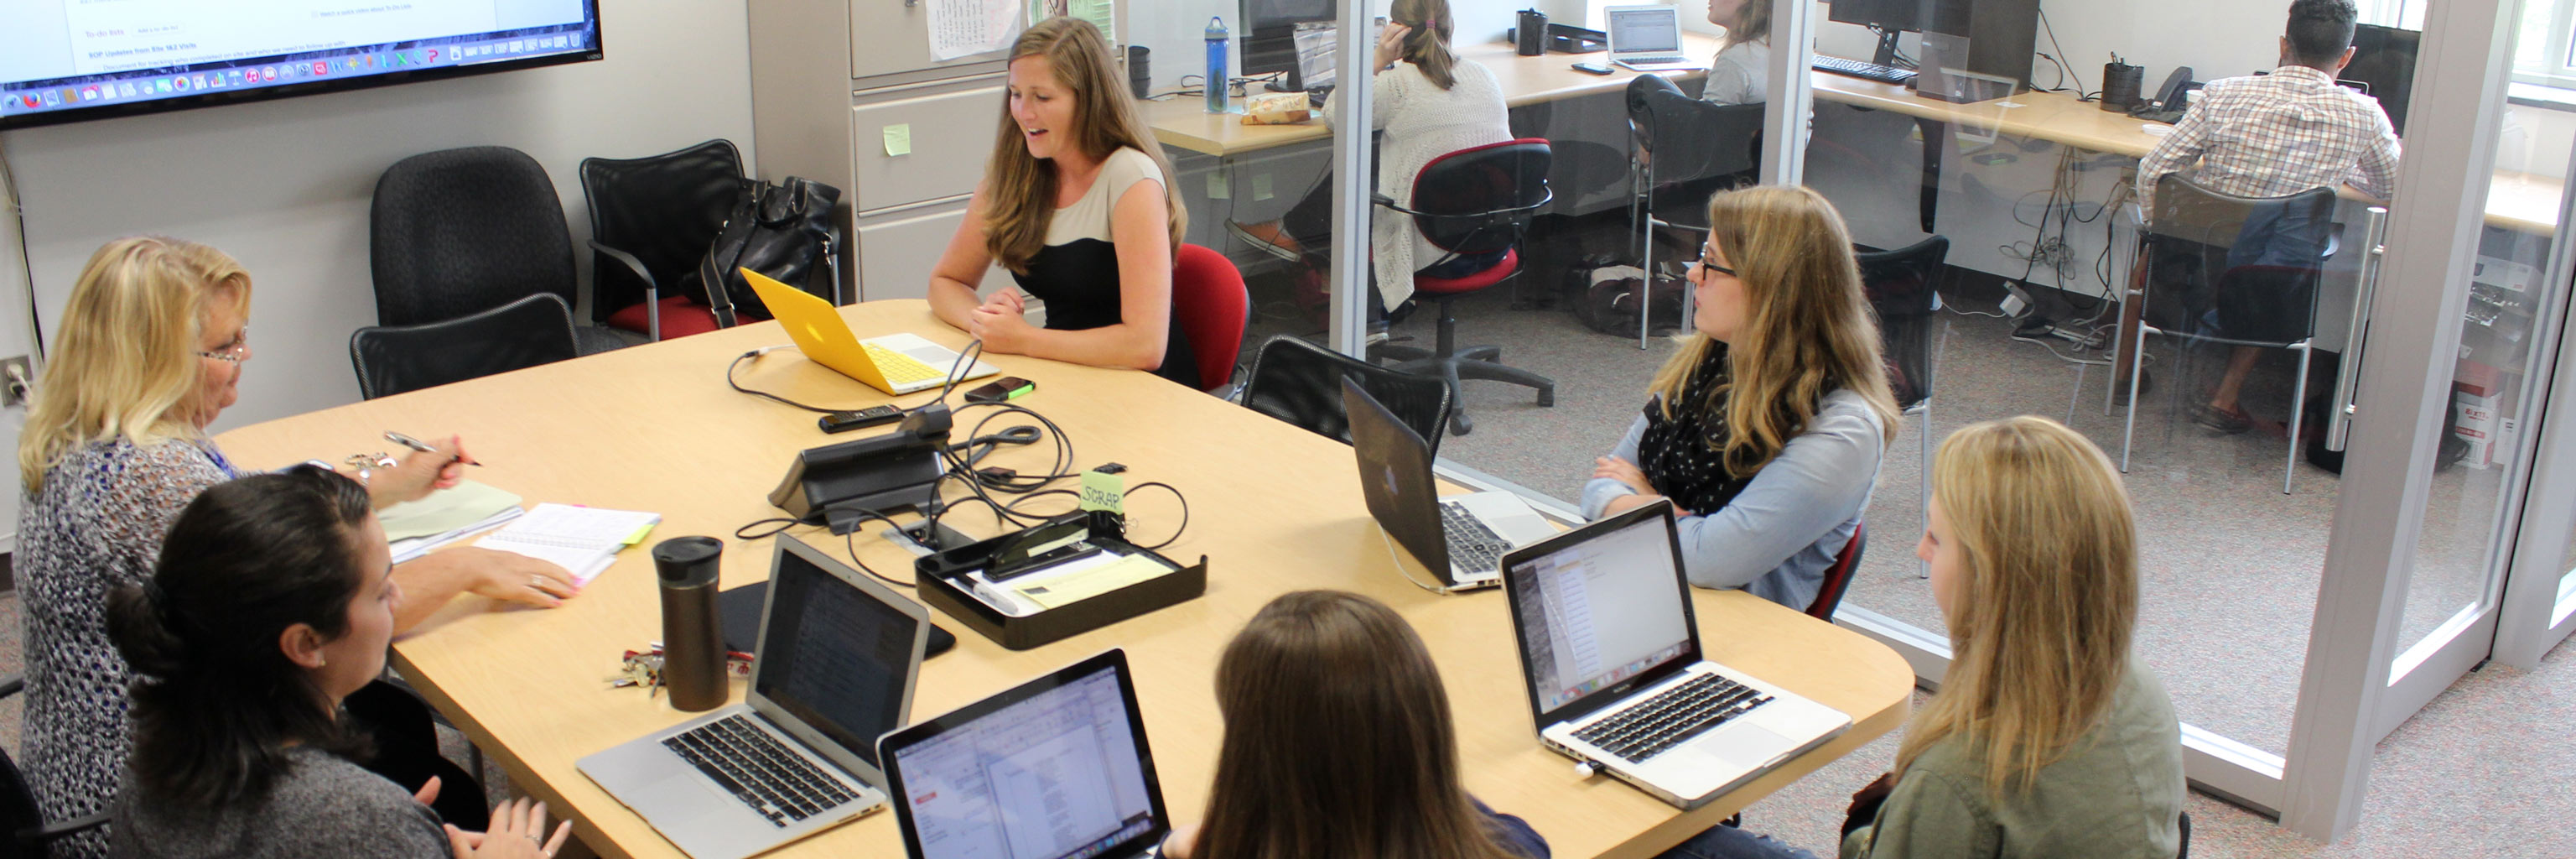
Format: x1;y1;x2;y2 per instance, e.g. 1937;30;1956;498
1;1;602;131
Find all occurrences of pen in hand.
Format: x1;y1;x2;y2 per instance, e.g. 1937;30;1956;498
385;430;483;466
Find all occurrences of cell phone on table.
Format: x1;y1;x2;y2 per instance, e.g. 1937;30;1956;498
819;405;904;433
1571;62;1614;75
963;376;1036;404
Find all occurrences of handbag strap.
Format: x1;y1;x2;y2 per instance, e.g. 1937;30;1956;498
698;181;761;329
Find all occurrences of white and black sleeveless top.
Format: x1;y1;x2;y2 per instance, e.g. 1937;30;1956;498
1011;146;1198;389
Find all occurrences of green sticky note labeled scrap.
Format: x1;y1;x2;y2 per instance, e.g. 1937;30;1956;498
1079;469;1125;514
883;123;912;157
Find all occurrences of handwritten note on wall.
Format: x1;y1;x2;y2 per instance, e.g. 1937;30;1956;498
929;0;1022;61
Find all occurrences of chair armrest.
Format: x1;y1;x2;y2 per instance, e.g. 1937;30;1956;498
588;239;659;294
23;810;112;843
0;674;20;700
589;239;664;341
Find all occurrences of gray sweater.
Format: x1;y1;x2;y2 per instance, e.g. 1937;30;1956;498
108;747;450;859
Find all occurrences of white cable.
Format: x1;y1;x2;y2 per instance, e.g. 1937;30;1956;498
1375;522;1448;594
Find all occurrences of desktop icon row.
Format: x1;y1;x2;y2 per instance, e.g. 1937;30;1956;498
8;33;583;112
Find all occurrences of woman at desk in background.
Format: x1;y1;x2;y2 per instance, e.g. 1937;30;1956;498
927;17;1199;389
106;467;572;859
14;237;574;846
1583;186;1897;612
1166;591;1548;859
1669;418;2183;859
1700;0;1770;104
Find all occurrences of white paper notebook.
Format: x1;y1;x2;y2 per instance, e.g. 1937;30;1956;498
473;503;662;585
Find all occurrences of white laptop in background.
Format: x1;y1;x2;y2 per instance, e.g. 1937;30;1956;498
578;534;929;859
1499;500;1851;809
1605;5;1705;72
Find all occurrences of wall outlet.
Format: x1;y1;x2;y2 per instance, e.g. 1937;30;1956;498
1;355;29;407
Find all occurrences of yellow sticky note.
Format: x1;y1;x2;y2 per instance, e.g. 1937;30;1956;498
621;523;658;545
883;123;912;157
1207;171;1230;200
1015;554;1173;608
1251;172;1275;200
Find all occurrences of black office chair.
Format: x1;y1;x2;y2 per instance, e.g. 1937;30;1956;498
1625;74;1764;348
1369;138;1555;436
2120;175;2336;493
350;293;581;399
579;139;745;341
371;145;626;355
1239;335;1454;456
0;675;111;859
1857;234;1950;557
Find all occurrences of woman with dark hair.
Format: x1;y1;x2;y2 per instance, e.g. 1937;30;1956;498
1167;590;1546;859
927;16;1199;388
104;466;572;859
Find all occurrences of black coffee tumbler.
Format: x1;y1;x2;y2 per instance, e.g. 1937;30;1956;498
654;536;727;712
2101;61;2144;112
1515;9;1547;56
1129;45;1151;99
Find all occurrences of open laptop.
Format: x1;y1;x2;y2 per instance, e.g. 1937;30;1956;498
579;534;930;859
1343;378;1554;591
1604;5;1703;72
740;267;1000;395
1499;500;1851;810
880;648;1167;859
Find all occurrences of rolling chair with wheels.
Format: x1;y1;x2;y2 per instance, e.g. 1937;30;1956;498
579;138;746;341
370;145;626;355
0;675;110;859
1626;74;1765;348
1857;235;1950;573
1238;335;1455;456
351;293;582;399
1369;138;1556;435
2118;175;2336;494
1171;243;1251;393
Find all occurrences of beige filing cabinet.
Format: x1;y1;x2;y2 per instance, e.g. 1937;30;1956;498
748;0;1128;303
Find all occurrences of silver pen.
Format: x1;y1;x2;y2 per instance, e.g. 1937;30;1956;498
384;430;483;466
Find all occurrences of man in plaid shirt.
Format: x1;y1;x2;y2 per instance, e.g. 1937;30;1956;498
2132;0;2401;435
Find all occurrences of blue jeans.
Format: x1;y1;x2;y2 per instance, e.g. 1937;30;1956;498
1658;825;1825;859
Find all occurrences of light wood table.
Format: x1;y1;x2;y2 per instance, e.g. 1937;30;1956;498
215;299;1913;859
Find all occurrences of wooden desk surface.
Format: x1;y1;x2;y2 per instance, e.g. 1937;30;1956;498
213;300;1913;859
1145;34;1722;158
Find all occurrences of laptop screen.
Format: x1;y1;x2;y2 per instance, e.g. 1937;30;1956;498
753;548;922;769
1607;8;1680;55
1505;504;1696;716
886;653;1162;859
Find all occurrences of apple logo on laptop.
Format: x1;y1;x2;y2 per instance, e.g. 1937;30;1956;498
1382;466;1401;500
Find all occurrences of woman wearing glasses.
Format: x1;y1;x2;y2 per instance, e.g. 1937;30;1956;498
14;237;575;851
1581;186;1899;612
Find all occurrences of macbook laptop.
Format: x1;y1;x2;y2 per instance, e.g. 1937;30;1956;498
579;534;930;859
1343;378;1554;591
741;267;1000;395
1499;500;1851;809
1604;5;1703;72
880;648;1168;859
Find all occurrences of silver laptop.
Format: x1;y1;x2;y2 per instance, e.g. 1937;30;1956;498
1343;378;1554;591
579;534;930;859
1605;5;1704;71
879;649;1169;859
1500;500;1850;810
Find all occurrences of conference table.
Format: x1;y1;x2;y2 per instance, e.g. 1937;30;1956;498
212;301;1915;859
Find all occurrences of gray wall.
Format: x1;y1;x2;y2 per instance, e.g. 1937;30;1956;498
0;0;758;550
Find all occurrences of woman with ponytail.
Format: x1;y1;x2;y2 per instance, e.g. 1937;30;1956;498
105;466;572;859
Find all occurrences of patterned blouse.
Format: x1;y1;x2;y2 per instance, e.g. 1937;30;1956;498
17;437;234;858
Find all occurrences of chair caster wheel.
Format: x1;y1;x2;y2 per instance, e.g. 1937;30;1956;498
1537;390;1555;407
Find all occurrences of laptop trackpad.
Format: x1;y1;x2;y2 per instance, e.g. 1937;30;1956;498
1695;725;1793;772
638;773;735;823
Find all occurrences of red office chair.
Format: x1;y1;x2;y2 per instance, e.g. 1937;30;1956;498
1171;243;1250;393
1806;523;1866;622
1370;138;1557;435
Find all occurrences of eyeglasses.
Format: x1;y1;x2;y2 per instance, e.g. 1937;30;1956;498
1685;247;1736;279
197;326;248;363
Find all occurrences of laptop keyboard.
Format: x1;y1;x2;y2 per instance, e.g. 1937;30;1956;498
1571;674;1774;764
865;343;945;384
1438;502;1515;574
662;714;859;827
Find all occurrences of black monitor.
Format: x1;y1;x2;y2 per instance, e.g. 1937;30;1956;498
1827;0;1921;65
2341;23;2418;138
1242;0;1334;91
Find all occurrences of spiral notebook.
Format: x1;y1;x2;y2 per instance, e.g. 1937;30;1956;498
473;502;662;585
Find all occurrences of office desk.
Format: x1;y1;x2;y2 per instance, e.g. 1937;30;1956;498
213;300;1913;859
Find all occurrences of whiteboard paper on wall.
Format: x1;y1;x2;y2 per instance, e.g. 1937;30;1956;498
931;0;1026;61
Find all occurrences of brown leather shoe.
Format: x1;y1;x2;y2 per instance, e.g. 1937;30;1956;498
1226;221;1303;263
2191;403;2252;435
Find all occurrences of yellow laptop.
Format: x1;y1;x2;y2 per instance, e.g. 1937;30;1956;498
740;268;1000;395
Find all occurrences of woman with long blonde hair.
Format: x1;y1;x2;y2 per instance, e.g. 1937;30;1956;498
16;237;574;851
1166;591;1548;859
1665;417;2184;859
1583;185;1899;611
926;17;1199;388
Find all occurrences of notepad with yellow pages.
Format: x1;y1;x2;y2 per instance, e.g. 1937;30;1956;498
473;502;662;585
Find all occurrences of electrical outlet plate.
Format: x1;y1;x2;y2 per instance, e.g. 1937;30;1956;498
2;355;29;407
